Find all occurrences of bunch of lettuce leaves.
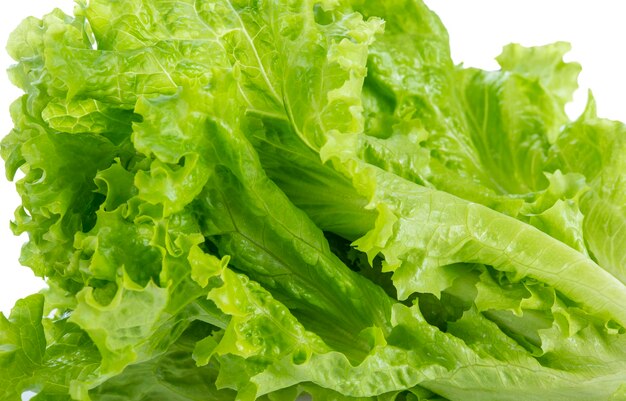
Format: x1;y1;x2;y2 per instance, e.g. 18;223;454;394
2;0;626;400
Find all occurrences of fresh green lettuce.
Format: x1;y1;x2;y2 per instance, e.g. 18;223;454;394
2;0;626;400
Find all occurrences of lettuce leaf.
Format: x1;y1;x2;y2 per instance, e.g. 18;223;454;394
3;0;626;400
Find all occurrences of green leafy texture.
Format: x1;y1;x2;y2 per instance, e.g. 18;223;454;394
456;67;557;194
202;267;454;401
6;9;87;96
202;225;623;399
89;322;236;401
0;295;47;400
105;2;397;358
3;9;90;176
2;5;238;397
553;96;626;284
193;133;393;361
248;301;626;401
147;99;386;369
4;0;626;400
267;0;626;332
264;3;624;326
12;127;117;283
347;163;626;325
520;170;589;255
345;8;581;216
82;0;394;389
447;42;579;208
228;0;386;240
65;172;233;393
353;0;483;187
348;0;514;214
68;277;168;374
205;268;330;399
1;9;132;292
433;262;626;399
132;87;219;217
446;264;626;388
496;41;581;110
72;207;162;285
93;161;138;213
253;3;576;247
0;295;102;401
42;98;135;136
35;197;230;398
42;36;178;108
252;0;623;394
246;117;377;241
144;84;395;359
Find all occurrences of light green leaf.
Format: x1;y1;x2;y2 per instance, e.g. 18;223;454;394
90;323;236;401
496;41;581;108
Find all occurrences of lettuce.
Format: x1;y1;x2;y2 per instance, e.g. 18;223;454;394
2;0;626;400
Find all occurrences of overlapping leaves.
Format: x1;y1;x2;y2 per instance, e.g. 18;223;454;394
2;0;626;400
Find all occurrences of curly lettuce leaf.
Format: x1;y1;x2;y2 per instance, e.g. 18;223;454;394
3;0;626;400
553;96;626;284
0;295;101;400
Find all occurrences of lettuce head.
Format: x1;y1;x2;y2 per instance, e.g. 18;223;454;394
2;1;626;400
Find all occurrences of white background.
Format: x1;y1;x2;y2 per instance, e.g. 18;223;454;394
1;1;626;315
